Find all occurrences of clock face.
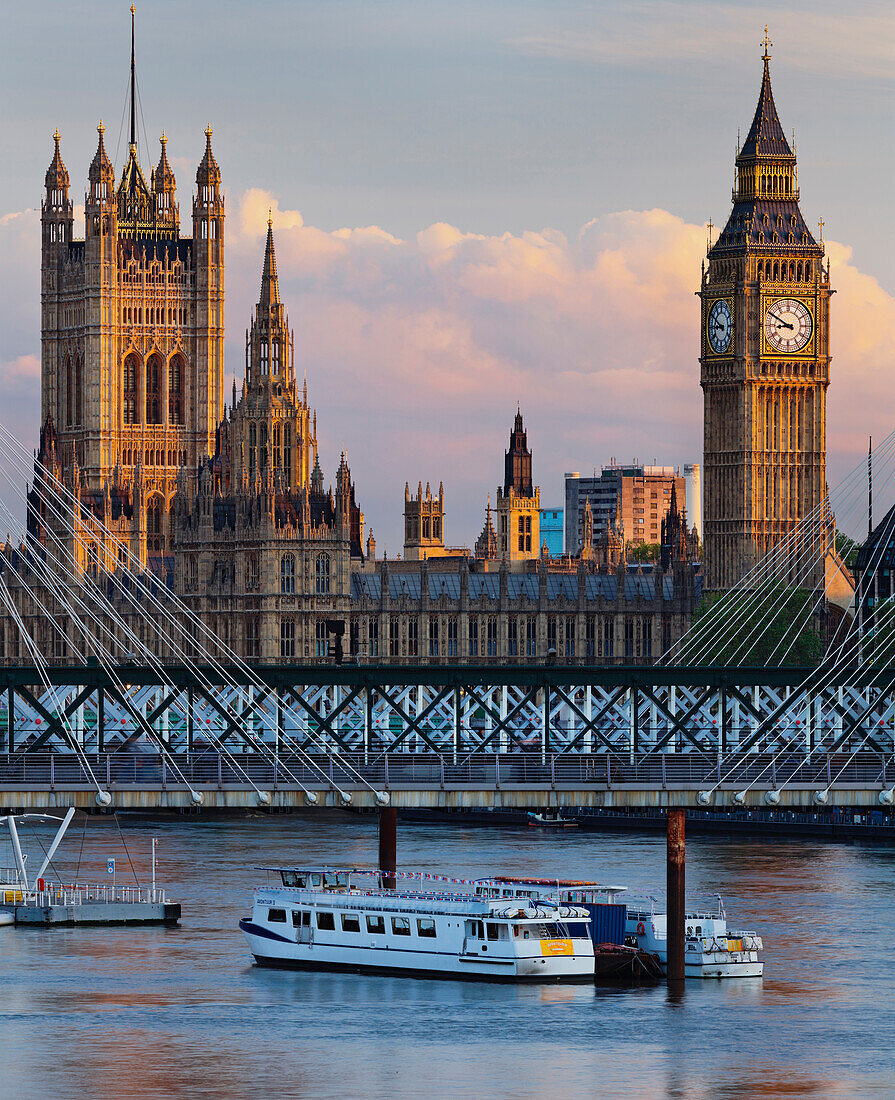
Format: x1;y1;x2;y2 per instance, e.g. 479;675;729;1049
764;298;813;353
707;299;733;354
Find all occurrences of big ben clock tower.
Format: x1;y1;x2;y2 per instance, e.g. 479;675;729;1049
700;33;832;592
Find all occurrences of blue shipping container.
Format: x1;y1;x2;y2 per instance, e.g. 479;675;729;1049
578;903;627;946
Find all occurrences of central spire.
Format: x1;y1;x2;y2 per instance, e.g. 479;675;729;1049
260;213;281;308
738;43;792;161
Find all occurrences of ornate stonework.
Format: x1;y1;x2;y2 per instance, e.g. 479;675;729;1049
701;49;832;591
32;21;224;570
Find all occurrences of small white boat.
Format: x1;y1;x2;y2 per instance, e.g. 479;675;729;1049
476;879;764;980
625;900;763;979
240;867;595;982
527;812;579;829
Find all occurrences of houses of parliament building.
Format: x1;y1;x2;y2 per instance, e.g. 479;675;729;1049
2;27;832;668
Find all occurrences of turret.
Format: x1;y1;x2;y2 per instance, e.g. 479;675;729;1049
192;123;225;452
86;122;116;239
194;126;224;237
42;130;73;248
153;133;178;230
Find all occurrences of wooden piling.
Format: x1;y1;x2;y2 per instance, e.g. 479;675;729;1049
379;806;397;890
666;807;685;987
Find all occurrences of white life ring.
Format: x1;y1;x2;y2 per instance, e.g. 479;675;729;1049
636;921;646;935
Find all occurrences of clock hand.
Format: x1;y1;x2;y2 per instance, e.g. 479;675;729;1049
775;320;794;331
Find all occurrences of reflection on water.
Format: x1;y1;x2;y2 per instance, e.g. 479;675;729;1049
1;814;894;1098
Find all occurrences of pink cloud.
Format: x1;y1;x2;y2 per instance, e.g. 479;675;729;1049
0;192;889;549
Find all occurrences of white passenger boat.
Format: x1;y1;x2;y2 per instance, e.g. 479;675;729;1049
625;900;764;979
239;867;595;982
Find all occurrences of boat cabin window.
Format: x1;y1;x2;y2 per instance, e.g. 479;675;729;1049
298;911;311;928
323;873;348;889
341;913;361;932
468;920;485;939
417;918;437;938
366;914;386;934
513;924;532;939
310;875;322;888
281;872;307;888
317;911;335;930
392;916;411;936
267;908;290;924
486;922;502;941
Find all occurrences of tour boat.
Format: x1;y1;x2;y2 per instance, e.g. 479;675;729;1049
239;867;596;982
624;899;763;979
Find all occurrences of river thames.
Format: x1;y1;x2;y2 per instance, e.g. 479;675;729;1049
1;814;893;1098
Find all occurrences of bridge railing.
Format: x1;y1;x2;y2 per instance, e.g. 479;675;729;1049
0;752;889;791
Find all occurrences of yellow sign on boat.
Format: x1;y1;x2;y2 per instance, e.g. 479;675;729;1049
540;939;573;956
727;938;743;952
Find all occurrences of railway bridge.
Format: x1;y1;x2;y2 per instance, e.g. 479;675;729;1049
1;662;893;812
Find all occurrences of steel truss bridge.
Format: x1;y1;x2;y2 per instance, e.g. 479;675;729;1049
1;663;894;810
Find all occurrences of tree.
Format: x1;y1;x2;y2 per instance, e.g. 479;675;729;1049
631;542;660;563
687;586;824;666
835;530;859;571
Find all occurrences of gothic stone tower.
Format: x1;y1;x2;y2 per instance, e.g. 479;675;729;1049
35;10;224;569
700;40;831;591
496;409;540;560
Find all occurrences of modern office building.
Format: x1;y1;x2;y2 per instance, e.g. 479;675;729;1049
565;465;687;557
539;507;563;557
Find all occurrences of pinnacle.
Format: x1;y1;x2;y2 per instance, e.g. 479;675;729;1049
259;218;281;308
738;55;793;160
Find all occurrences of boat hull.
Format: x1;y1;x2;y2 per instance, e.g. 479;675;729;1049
240;919;593;983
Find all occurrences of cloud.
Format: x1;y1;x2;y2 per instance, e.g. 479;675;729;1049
506;2;895;81
1;191;891;550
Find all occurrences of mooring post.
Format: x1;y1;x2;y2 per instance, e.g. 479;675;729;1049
666;807;686;988
379;806;397;890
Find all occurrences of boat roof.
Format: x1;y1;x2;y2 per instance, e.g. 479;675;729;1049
481;876;628;892
256;866;361;874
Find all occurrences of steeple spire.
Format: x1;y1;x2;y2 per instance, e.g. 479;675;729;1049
260;213;281;308
130;5;137;150
738;36;792;161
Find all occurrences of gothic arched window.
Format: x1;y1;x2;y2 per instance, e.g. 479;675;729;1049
65;355;73;427
168;354;184;425
283;424;292;485
145;353;163;424
123;352;139;424
147;495;163;554
75;354;82;425
280;553;295;595
315;554;330;595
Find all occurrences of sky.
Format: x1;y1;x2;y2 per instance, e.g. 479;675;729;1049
3;0;895;550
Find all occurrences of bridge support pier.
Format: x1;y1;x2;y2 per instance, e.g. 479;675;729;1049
379;807;397;890
666;807;685;989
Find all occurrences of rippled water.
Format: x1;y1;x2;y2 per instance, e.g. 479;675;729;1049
1;813;894;1098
